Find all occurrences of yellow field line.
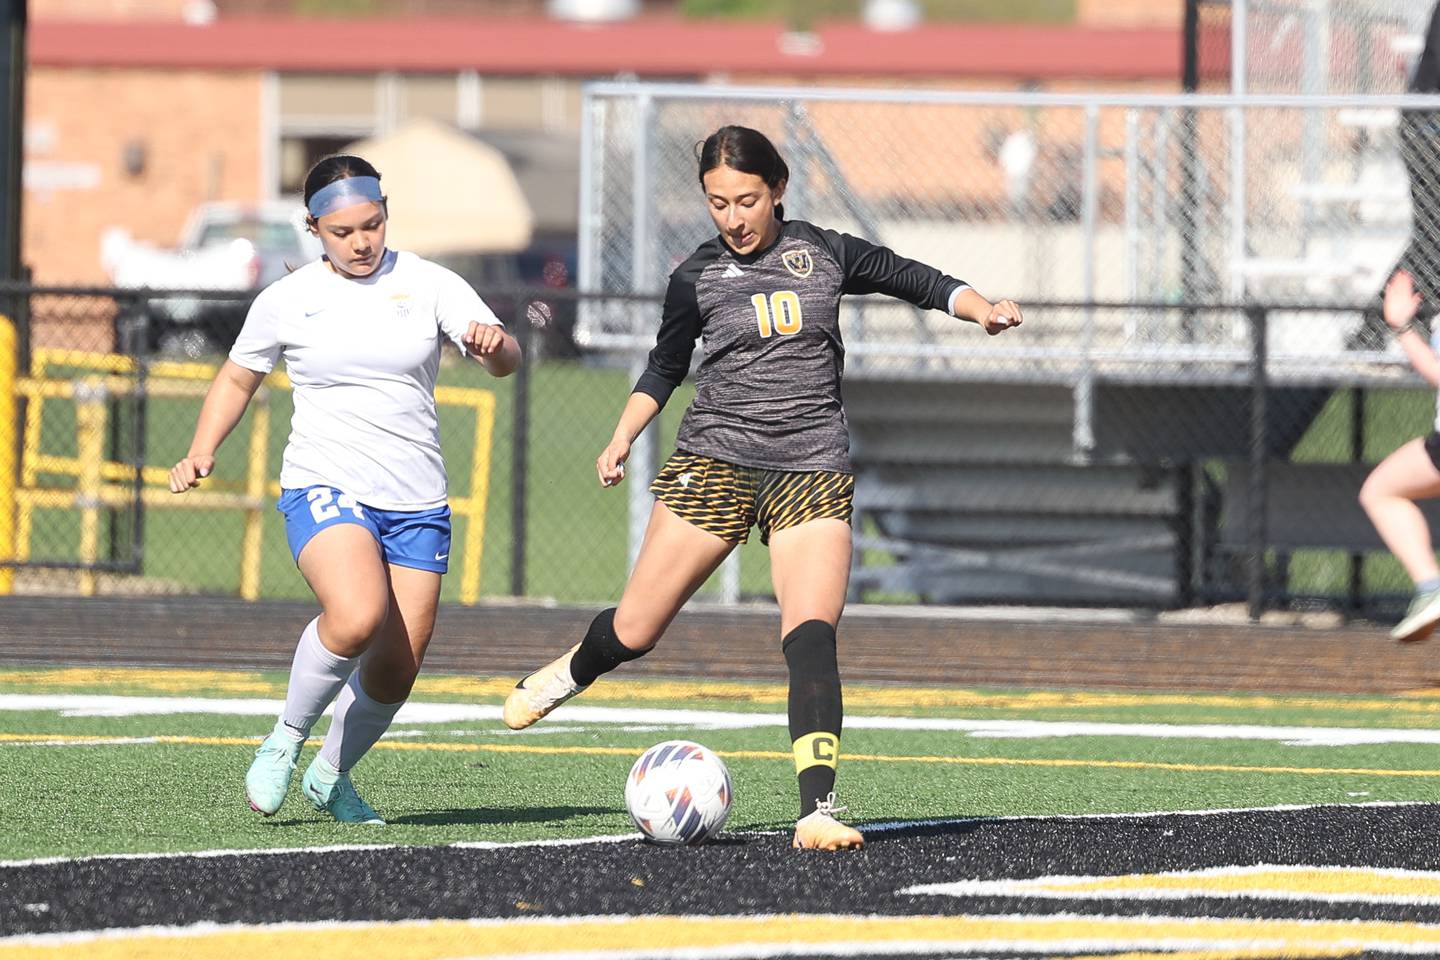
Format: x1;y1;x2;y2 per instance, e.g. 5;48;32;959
0;912;1416;960
3;732;1438;779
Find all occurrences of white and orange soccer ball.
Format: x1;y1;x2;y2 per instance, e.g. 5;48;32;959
624;739;733;845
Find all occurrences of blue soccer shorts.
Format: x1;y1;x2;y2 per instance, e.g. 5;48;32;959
278;486;452;574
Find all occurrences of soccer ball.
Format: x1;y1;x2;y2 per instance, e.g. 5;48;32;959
624;739;733;845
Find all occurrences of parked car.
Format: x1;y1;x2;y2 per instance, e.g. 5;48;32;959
103;201;322;357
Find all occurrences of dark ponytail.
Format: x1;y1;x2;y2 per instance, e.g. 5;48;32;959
302;154;384;212
697;126;789;220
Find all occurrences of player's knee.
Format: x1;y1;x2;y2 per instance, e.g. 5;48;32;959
321;603;388;655
1358;474;1388;511
782;619;838;681
611;608;660;654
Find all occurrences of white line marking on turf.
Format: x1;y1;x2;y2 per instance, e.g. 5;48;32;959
856;799;1429;835
0;832;641;870
900;864;1440;906
4;694;1440;747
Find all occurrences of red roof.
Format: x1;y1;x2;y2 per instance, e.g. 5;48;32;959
29;17;1186;80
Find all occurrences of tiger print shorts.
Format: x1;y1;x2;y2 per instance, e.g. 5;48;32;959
649;450;854;545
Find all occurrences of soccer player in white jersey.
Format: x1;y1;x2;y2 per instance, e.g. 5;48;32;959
169;155;521;823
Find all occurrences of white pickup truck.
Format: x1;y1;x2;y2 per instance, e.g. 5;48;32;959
103;201;323;357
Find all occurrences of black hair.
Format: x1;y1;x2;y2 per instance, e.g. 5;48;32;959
697;125;789;221
302;154;384;214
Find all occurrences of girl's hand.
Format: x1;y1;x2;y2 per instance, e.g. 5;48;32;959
169;455;215;494
982;299;1023;336
1385;270;1423;332
462;321;508;357
596;438;631;488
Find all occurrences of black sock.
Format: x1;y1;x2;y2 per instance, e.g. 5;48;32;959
568;608;646;687
783;619;842;818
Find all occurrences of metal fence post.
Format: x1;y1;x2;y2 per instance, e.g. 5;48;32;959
627;93;657;574
510;303;532;597
1247;304;1268;621
1073;104;1100;458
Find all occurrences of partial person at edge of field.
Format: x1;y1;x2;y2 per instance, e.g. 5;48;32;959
499;124;1023;851
1352;2;1440;350
169;154;521;824
1360;270;1440;642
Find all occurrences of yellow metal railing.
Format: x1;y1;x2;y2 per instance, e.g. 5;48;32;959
1;343;496;602
0;316;15;595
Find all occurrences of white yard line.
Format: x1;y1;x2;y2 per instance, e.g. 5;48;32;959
3;693;1440;747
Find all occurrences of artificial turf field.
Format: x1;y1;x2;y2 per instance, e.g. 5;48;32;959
10;661;1440;956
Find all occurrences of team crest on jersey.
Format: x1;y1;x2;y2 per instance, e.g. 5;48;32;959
781;249;813;279
390;294;413;319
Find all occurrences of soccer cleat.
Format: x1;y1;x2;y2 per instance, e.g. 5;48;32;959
502;643;588;730
301;755;385;825
792;793;865;851
1392;587;1440;643
245;726;304;816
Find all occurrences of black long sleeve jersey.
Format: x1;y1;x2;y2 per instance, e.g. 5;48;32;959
633;218;968;473
1412;3;1440;93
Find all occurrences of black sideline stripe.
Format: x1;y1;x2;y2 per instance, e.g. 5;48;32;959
6;804;1440;937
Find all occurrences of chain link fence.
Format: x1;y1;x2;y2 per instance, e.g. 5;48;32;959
573;83;1440;616
12;80;1440;616
1198;0;1428;97
5;284;1434;618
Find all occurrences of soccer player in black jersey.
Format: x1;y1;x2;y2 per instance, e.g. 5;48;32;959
504;125;1023;849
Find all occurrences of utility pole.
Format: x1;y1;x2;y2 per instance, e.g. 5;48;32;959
0;0;24;282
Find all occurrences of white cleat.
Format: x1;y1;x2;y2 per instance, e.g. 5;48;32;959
502;643;588;730
793;794;865;851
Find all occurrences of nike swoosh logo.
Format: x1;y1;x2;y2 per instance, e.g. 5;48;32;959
434;552;449;561
304;309;324;317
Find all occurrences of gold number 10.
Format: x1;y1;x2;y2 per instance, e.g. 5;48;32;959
751;291;803;338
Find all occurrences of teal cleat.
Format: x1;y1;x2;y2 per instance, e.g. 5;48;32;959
301;755;385;825
1393;586;1440;643
245;726;303;816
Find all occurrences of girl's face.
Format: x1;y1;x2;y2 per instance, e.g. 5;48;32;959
310;199;387;278
702;164;785;256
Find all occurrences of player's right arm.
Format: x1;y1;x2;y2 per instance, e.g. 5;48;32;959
595;253;708;488
596;392;662;487
172;284;282;493
1385;270;1440;388
170;361;267;493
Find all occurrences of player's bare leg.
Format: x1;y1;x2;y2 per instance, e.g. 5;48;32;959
503;502;734;729
247;525;388;816
304;564;441;824
770;518;863;851
1360;439;1440;642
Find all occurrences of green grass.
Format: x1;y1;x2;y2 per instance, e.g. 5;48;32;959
4;666;1440;861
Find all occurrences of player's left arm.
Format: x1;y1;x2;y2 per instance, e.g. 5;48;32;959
461;321;522;377
819;226;1021;335
434;265;523;377
951;287;1023;337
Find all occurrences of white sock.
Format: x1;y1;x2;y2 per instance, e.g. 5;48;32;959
318;672;404;773
278;617;359;743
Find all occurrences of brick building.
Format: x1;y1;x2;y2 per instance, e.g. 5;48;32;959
23;0;1190;282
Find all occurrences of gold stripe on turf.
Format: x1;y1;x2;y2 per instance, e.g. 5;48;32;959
0;913;1429;959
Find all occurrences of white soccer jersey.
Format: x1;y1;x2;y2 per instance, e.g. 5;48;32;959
228;249;501;510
